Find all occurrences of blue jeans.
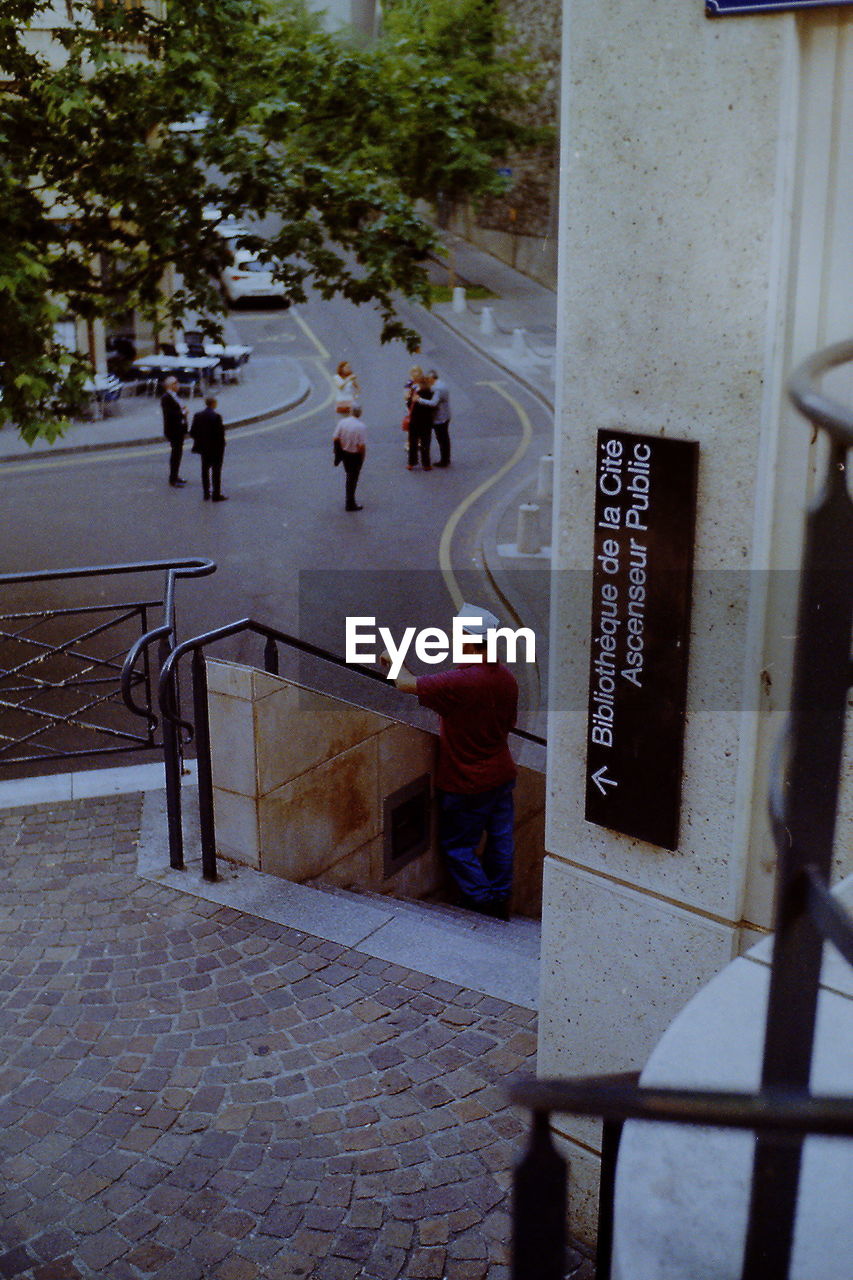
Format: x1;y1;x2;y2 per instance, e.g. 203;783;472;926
438;781;515;906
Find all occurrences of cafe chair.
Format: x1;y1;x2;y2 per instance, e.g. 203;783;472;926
218;354;241;384
183;330;206;357
174;367;201;398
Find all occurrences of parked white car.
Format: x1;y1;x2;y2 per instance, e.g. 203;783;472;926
216;220;252;253
220;250;286;305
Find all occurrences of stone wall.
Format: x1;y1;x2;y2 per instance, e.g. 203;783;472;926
205;659;545;916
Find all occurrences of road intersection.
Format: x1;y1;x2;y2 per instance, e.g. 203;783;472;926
0;281;555;733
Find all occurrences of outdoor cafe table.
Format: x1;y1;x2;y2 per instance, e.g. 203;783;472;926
175;342;252;363
83;372;122;418
132;355;220;385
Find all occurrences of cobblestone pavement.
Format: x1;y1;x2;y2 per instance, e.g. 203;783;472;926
0;796;593;1280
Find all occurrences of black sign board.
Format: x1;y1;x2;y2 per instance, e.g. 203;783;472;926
707;0;852;15
585;431;699;850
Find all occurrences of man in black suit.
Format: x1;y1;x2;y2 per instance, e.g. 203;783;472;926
190;396;228;501
160;376;188;487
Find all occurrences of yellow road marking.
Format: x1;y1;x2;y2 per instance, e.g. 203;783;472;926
291;309;330;361
438;381;533;610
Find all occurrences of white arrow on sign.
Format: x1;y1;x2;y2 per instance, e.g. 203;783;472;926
591;765;618;796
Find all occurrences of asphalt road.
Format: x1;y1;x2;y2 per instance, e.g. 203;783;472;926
0;290;552;765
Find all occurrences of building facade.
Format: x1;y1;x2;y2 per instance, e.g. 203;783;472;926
542;0;852;1240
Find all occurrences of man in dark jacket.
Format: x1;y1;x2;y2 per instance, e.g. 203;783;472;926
190;396;228;501
427;369;452;466
160;376;188;487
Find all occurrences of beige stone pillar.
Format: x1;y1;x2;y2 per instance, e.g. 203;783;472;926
543;0;853;1242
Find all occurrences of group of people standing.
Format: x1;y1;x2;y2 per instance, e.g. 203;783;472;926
161;376;228;501
330;359;453;512
162;355;453;512
404;365;451;471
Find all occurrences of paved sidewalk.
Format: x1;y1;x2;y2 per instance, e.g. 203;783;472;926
0;355;309;463
0;794;593;1280
427;233;556;412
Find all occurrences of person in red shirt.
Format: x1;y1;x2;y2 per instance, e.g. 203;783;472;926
381;605;518;919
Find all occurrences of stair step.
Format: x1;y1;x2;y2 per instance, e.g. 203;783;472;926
142;791;539;1007
313;883;541;953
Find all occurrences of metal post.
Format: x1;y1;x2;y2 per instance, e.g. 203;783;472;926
191;648;218;882
596;1118;624;1280
512;1111;567;1280
743;442;853;1276
264;635;279;675
160;635;184;870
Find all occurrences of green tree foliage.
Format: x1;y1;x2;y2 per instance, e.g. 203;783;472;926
0;0;538;441
378;0;544;205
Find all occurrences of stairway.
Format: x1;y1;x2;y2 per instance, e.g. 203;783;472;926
138;788;541;1010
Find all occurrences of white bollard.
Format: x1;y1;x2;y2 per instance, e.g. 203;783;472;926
480;306;496;336
512;327;527;358
452;286;467;313
516;503;542;555
536;454;554;502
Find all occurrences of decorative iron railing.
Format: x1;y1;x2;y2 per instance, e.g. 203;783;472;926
508;338;853;1280
0;600;158;765
0;558;215;772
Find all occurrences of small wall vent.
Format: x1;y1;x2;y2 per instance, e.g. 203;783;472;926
383;773;432;879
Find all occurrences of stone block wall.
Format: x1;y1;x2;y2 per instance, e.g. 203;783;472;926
205;659;545;915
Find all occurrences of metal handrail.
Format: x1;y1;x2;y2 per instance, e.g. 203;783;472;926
508;1071;853;1280
118;558;217;726
1;556;217;731
156;617;547;747
155;617;546;880
509;1074;853;1139
787;337;853;448
0;558;216;589
157;618;389;725
1;559;216;771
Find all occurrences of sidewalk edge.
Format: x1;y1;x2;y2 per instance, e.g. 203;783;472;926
0;370;311;465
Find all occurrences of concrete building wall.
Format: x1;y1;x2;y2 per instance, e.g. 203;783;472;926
543;1;853;1242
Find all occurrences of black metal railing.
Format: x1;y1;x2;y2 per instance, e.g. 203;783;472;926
151;618;546;881
0;600;158;765
0;559;215;772
508;338;853;1280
